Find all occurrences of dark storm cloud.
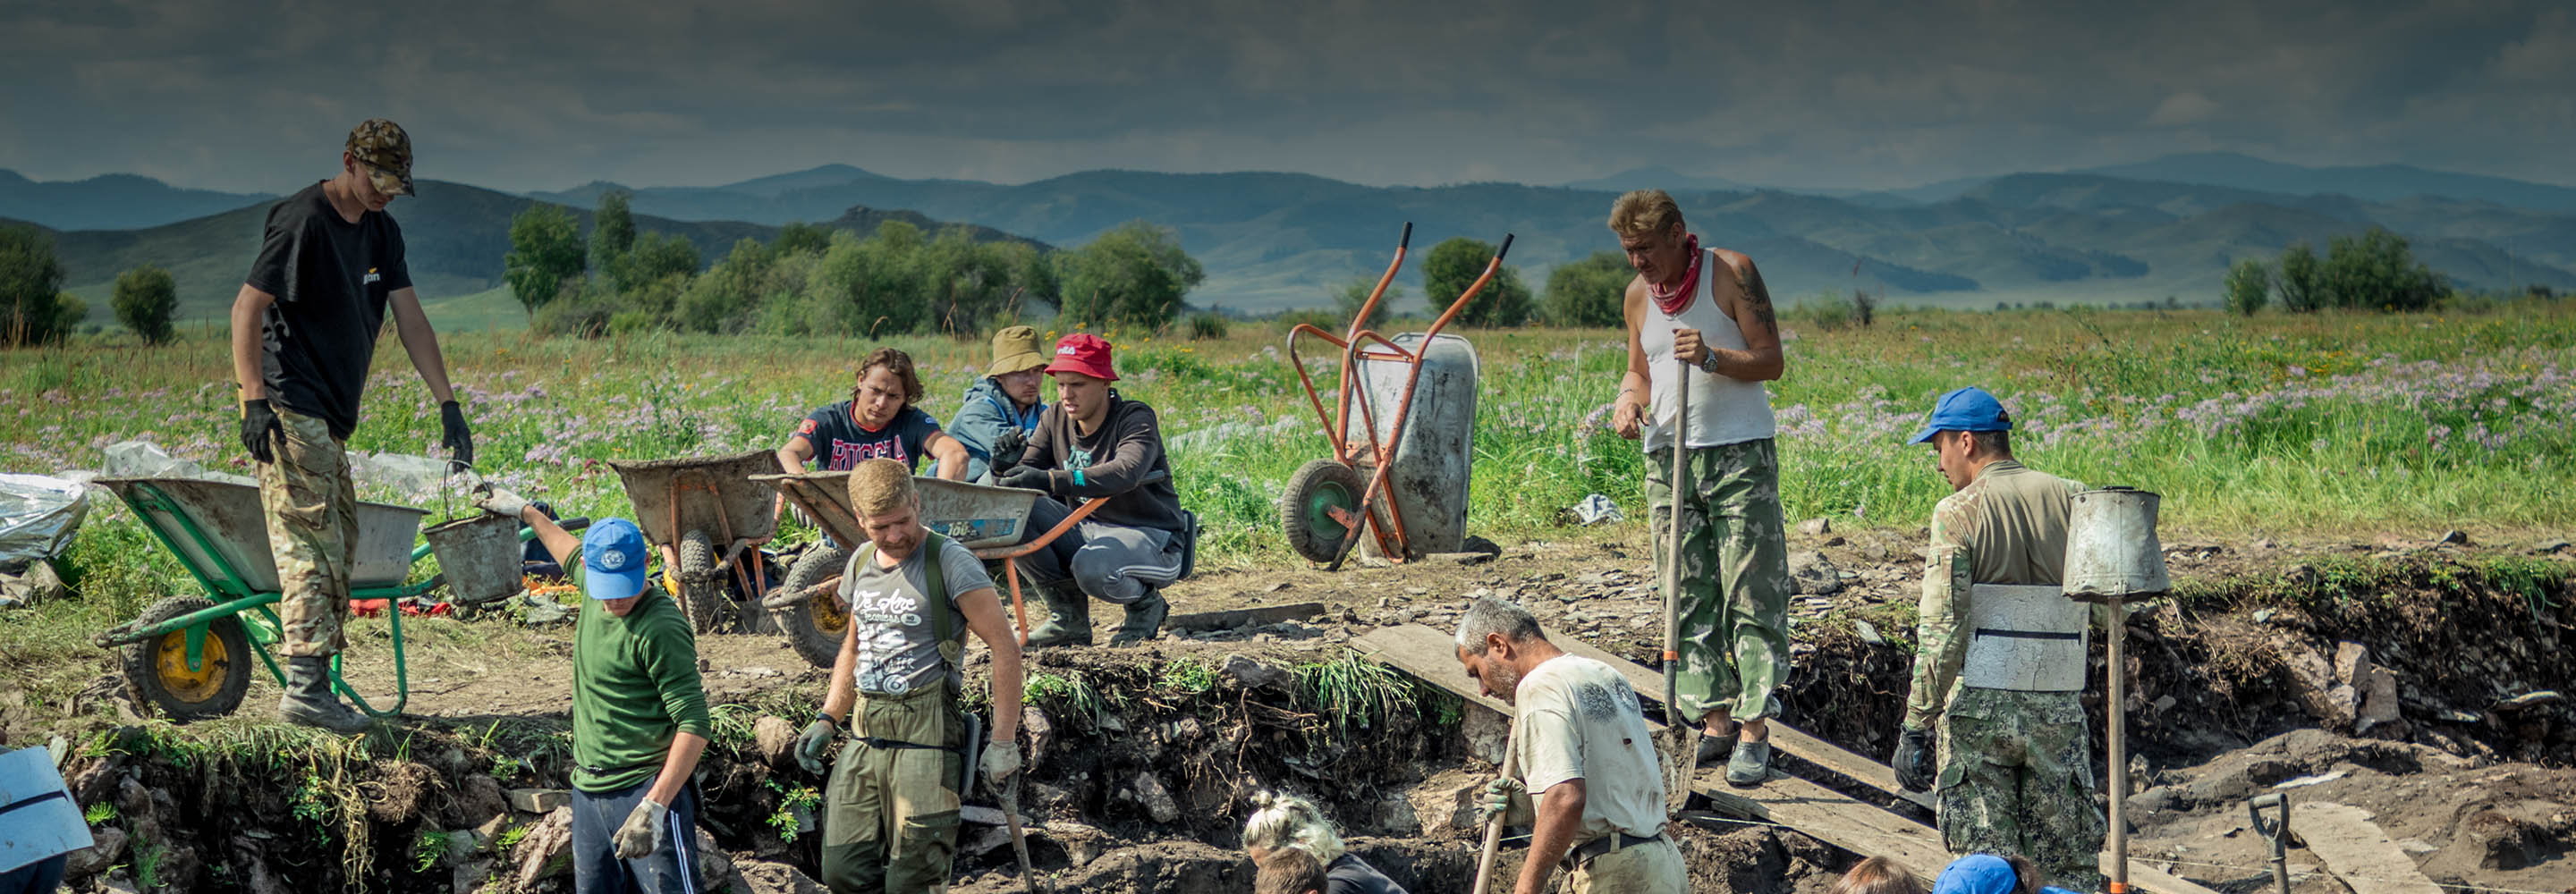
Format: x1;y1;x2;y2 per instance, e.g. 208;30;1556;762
0;0;2566;193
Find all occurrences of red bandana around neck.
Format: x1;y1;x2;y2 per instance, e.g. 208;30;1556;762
1648;234;1701;316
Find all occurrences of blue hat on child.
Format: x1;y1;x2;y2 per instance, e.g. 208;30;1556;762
1908;386;2012;445
1931;855;2020;894
580;518;651;601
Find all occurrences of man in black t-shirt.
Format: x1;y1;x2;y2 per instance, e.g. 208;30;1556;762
228;119;473;734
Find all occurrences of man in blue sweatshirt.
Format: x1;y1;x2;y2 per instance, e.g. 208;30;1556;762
934;325;1048;483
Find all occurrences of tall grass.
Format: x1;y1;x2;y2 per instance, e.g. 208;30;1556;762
4;305;2572;592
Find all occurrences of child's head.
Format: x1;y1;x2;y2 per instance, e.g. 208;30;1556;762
1254;846;1328;894
1833;856;1928;894
1241;791;1346;864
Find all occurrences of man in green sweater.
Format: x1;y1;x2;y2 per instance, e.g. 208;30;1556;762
482;490;711;894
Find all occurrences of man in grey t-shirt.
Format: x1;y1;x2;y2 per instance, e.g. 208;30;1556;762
793;460;1025;892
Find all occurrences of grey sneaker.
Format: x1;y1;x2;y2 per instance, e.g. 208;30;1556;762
1725;738;1773;788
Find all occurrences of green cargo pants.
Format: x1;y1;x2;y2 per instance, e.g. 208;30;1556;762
820;685;964;894
258;407;357;659
1936;687;2107;894
1645;438;1792;723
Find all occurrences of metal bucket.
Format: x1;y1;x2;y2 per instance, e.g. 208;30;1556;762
424;513;523;604
1342;332;1479;558
2064;486;2171;600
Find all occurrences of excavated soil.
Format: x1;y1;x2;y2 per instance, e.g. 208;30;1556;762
18;526;2576;894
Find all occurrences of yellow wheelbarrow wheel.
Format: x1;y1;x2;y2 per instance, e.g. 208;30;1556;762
122;595;253;720
774;544;852;669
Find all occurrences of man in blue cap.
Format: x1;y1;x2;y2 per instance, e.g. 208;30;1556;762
481;488;712;894
1892;389;2106;893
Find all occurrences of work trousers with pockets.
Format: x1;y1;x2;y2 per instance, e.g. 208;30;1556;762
1645;438;1793;722
258;406;358;658
819;685;964;894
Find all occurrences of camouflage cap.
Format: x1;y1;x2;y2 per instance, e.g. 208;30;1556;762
344;118;414;197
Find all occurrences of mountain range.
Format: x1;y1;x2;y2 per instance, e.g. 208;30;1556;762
4;152;2571;325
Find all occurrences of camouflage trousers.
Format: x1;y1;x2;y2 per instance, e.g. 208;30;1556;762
1936;687;2107;893
820;685;964;894
1644;438;1792;723
257;407;357;659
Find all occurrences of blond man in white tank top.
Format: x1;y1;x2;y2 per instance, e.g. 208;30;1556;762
1606;190;1796;789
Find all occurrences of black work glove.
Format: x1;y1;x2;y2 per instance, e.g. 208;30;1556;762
1893;727;1936;793
994;466;1051;493
988;428;1028;475
439;400;474;470
240;399;283;464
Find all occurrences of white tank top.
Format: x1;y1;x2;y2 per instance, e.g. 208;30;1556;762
1640;249;1776;451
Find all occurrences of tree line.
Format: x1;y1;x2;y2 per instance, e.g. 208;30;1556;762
504;192;1207;338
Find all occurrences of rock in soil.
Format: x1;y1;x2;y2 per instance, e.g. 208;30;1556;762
1404;768;1485;839
754;714;801;767
1220;653;1291;691
449;773;509;829
1131;771;1181;823
1788;550;1843;595
733;858;829;894
506;786;569;814
513;805;575;888
61;824;125;881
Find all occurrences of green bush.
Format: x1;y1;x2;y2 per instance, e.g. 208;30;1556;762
2277;242;2322;312
1;226;74;345
2322;227;2445;312
1056;222;1203;333
112;264;180;344
1332;277;1402;332
1423;237;1531;327
1539;251;1631;327
1185;311;1229;340
504;205;584;314
1788;292;1856;331
2224;258;2270;316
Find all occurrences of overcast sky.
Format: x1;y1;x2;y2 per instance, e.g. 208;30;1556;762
3;0;2569;194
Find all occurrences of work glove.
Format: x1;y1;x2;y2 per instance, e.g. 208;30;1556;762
988;428;1028;474
612;797;668;859
980;739;1022;786
439;400;474;471
1475;777;1532;826
993;466;1051;493
1893;727;1936;793
473;484;529;519
794;716;837;775
241;399;283;464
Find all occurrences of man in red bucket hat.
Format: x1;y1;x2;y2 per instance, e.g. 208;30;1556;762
991;333;1195;646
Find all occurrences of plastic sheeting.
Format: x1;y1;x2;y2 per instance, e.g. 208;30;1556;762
0;474;89;566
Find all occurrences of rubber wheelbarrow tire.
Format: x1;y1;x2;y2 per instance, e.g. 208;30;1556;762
675;531;725;634
775;544;852;669
123;595;252;721
1281;459;1368;564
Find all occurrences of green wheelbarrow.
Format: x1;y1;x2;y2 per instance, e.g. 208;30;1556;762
88;476;579;721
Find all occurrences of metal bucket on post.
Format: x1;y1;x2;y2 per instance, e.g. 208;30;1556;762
2063;485;2170;894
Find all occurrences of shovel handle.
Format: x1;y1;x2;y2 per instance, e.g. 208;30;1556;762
1473;732;1521;893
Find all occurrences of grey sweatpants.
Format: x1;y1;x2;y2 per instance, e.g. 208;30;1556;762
1002;500;1182;605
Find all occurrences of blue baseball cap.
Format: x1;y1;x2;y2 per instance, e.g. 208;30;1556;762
1932;855;2020;894
579;518;651;601
1909;386;2012;445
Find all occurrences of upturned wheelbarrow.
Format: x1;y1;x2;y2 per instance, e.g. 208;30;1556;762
1283;224;1506;568
607;451;782;634
752;472;1148;668
88;476;575;720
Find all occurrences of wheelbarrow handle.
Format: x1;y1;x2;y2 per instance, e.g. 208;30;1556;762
1397;221;1411;249
1495;232;1514;260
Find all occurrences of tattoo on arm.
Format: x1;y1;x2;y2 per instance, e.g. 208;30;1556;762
1736;263;1777;334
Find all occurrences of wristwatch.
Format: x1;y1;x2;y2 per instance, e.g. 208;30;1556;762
1698;351;1721;375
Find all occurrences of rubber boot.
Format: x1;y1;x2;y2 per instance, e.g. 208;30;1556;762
278;655;372;734
1107;588;1169;646
1023;583;1093;647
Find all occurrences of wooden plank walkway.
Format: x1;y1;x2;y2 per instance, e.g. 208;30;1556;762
2291;803;2444;894
1353;623;2220;894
